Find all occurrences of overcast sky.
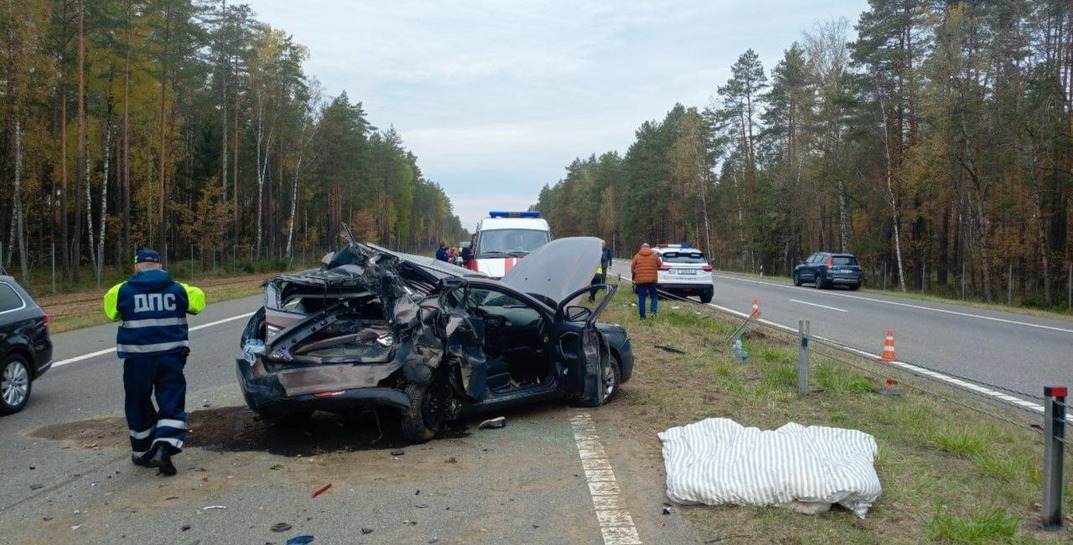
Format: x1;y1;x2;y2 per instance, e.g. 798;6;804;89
247;0;869;230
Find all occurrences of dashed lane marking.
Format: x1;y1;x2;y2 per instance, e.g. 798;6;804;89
611;265;1055;418
52;312;255;368
715;273;1073;335
789;298;847;313
570;413;642;545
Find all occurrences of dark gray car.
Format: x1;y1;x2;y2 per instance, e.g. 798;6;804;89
0;276;53;415
236;237;633;443
793;252;862;290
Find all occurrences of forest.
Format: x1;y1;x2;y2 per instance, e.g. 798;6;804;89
0;0;465;288
535;0;1073;307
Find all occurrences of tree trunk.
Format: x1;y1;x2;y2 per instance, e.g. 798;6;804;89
877;82;906;292
97;120;111;288
157;1;172;247
220;0;228;202
12;118;28;279
836;178;848;252
122;0;132;258
73;0;85;281
285;154;303;261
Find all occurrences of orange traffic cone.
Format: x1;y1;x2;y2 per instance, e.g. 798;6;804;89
751;298;760;318
880;329;896;362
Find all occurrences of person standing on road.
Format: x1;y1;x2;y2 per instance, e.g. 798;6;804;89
102;249;205;476
589;241;613;302
435;242;450;262
630;243;662;320
461;240;473;268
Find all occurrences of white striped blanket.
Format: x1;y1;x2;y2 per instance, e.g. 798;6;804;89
659;418;882;518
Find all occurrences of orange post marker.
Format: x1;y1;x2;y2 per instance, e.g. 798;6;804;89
751;298;760;318
880;329;896;362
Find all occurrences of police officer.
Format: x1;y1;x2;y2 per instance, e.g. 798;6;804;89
103;249;205;476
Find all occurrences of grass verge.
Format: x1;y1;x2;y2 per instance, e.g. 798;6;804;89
39;273;274;334
603;281;1070;544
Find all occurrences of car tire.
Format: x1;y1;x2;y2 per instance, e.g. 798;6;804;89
0;355;32;416
850;283;861;291
401;375;452;443
577;353;621;407
793;273;802;287
700;289;713;304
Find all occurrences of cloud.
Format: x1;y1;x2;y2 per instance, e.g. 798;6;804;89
247;0;871;225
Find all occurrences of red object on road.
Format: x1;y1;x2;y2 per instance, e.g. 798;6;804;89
751;298;760;318
881;329;896;362
312;483;332;498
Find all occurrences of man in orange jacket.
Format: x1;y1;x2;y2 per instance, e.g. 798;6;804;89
630;243;662;320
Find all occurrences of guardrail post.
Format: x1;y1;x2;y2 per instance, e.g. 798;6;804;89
797;320;810;395
1042;386;1067;529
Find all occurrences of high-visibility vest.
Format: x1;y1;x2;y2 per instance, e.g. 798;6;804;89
103;269;205;359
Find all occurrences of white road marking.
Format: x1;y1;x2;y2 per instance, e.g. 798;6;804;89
570;413;642;545
716;273;1073;335
51;312;255;368
789;298;847;313
612;266;1053;417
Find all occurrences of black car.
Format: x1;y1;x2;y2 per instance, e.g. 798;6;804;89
793;252;862;290
237;237;633;442
0;276;53;415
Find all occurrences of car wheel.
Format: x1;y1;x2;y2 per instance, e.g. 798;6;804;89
401;375;452;443
0;355;32;415
793;273;802;287
700;289;713;304
850;283;860;291
577;352;622;407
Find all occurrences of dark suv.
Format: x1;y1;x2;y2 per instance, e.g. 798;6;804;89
793;252;862;290
0;276;52;415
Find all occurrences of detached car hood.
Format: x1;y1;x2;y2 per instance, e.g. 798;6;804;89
500;237;602;305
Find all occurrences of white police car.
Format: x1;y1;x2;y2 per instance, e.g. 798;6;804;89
654;244;714;303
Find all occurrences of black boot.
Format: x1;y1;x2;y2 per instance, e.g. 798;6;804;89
131;453;151;467
147;447;177;477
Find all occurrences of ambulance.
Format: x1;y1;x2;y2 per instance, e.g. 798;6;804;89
469;211;552;278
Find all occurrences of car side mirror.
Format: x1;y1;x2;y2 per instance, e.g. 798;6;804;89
564;305;593;322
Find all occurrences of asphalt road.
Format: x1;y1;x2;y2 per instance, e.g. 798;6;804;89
613;259;1073;401
0;291;693;544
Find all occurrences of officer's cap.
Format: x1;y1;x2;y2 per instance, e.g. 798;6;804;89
134;249;161;264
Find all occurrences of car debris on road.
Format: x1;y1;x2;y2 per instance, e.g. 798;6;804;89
478;416;506;429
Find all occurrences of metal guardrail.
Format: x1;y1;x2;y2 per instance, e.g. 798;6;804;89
615;272;1069;529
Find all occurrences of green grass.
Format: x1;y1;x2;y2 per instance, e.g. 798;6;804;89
604;280;1069;544
928;508;1020;544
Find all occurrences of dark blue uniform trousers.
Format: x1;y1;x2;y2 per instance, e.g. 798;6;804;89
123;353;188;459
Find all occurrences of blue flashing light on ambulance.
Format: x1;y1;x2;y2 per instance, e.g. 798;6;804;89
469;211;552;278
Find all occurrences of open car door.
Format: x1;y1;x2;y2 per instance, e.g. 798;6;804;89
552;284;617;406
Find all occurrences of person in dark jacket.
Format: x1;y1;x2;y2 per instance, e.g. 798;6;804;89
103;249;205;476
435;242;450;262
461;241;473;268
589;241;613;302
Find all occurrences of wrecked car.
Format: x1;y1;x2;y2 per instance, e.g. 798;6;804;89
237;236;633;442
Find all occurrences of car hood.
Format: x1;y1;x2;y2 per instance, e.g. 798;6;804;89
500;237;602;305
